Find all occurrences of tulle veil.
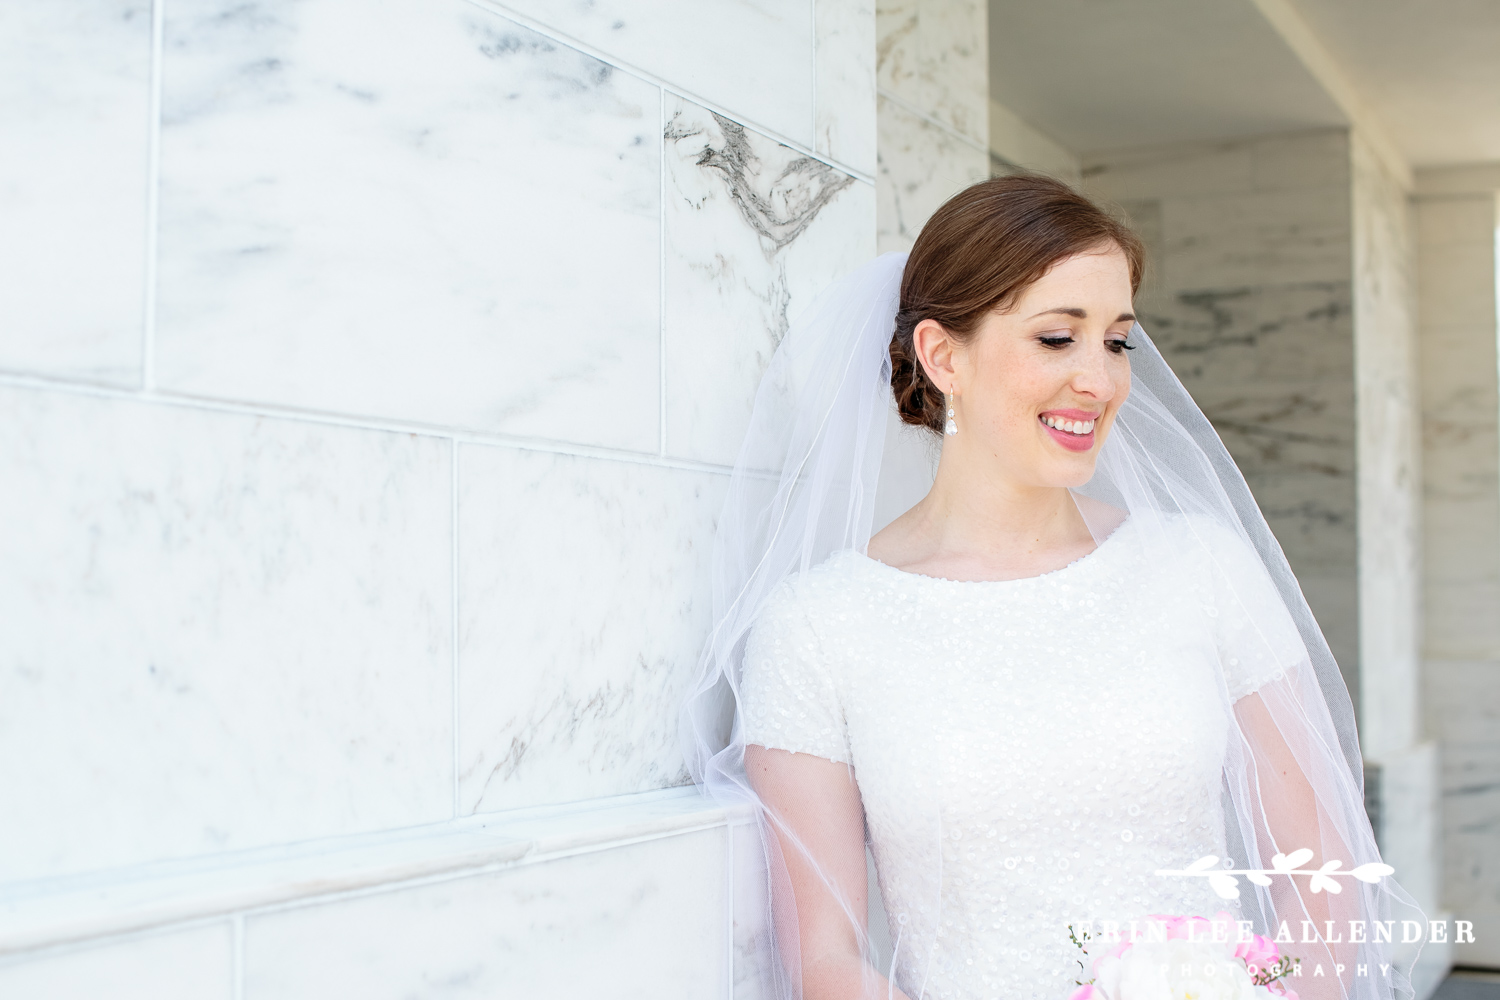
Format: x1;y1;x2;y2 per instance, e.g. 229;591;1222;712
679;250;1429;1000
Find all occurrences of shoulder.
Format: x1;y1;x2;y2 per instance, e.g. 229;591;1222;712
742;551;881;664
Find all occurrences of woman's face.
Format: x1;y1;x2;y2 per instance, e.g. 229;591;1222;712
941;245;1136;489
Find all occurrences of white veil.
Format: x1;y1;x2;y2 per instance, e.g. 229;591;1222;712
680;249;1429;1000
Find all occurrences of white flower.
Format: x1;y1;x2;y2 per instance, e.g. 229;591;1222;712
1092;938;1279;1000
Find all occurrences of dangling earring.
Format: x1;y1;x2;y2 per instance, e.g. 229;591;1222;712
944;390;958;436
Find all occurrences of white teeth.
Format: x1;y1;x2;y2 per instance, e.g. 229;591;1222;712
1042;416;1095;435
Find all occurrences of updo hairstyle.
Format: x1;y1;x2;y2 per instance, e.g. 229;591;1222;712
891;174;1146;434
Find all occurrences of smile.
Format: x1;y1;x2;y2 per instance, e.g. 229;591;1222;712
1039;412;1098;452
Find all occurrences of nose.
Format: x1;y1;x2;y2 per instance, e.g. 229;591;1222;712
1070;340;1120;401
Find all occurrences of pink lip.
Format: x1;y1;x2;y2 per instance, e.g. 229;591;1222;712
1039;410;1102;453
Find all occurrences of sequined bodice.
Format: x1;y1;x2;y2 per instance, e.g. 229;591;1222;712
739;517;1297;1000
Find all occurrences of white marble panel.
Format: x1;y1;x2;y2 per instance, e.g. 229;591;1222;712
0;924;232;1000
876;0;987;147
817;0;877;175
458;445;726;813
0;1;150;385
243;828;729;999
663;97;875;466
0;387;452;881
501;0;814;149
155;0;660;450
1158;186;1352;290
1084;130;1350;203
875;95;988;254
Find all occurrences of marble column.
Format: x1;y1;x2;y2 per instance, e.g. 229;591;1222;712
1414;164;1500;969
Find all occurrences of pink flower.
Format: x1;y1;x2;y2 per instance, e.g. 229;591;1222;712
1234;932;1280;969
1068;984;1096;1000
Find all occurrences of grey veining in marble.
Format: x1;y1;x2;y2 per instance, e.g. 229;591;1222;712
664;97;874;465
457;444;725;814
689;113;855;254
155;0;660;449
0;0;151;385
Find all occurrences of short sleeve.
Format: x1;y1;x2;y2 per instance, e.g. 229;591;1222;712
738;579;851;764
1199;523;1309;702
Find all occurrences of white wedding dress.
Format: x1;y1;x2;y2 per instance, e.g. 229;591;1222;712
739;513;1309;1000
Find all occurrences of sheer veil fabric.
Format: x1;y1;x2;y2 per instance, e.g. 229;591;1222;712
679;251;1428;1000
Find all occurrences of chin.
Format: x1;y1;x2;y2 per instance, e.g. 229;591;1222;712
1041;456;1100;489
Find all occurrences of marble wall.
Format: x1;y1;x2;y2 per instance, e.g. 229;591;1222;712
875;0;989;251
0;0;874;992
1414;165;1500;967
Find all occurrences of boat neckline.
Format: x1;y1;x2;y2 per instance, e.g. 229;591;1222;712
842;515;1133;586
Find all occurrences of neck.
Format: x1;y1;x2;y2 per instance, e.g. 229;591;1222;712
889;434;1095;573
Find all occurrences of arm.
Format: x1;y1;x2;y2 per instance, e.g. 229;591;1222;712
1233;685;1363;1000
745;745;911;1000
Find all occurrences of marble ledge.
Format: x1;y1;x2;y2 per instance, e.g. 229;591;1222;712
0;786;743;957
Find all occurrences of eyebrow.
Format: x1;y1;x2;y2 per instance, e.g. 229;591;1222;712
1028;307;1136;323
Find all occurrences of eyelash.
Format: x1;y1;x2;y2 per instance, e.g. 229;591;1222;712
1038;335;1136;354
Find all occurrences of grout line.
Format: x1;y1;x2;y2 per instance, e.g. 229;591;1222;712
141;0;165;391
458;0;874;186
451;438;461;820
0;371;737;477
876;87;989;158
659;85;668;458
231;914;244;1000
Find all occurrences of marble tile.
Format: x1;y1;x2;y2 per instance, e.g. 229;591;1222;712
1138;282;1355;384
0;924;232;999
1158;186;1353;290
243;828;729;999
0;386;452;882
875;94;988;253
875;0;987;147
0;1;151;385
1084;141;1256;203
1248;129;1355;194
501;0;815;149
817;0;877;175
155;0;660;451
663;97;874;466
457;445;727;813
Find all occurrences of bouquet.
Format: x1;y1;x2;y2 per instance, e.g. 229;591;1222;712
1066;911;1300;1000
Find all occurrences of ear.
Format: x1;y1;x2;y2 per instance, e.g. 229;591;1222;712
912;318;958;393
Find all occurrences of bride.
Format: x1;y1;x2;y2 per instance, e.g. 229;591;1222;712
681;175;1425;1000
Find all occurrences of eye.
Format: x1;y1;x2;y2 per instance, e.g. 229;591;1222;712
1107;338;1136;354
1038;334;1074;349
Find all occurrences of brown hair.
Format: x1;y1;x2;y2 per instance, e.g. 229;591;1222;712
891;174;1145;434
